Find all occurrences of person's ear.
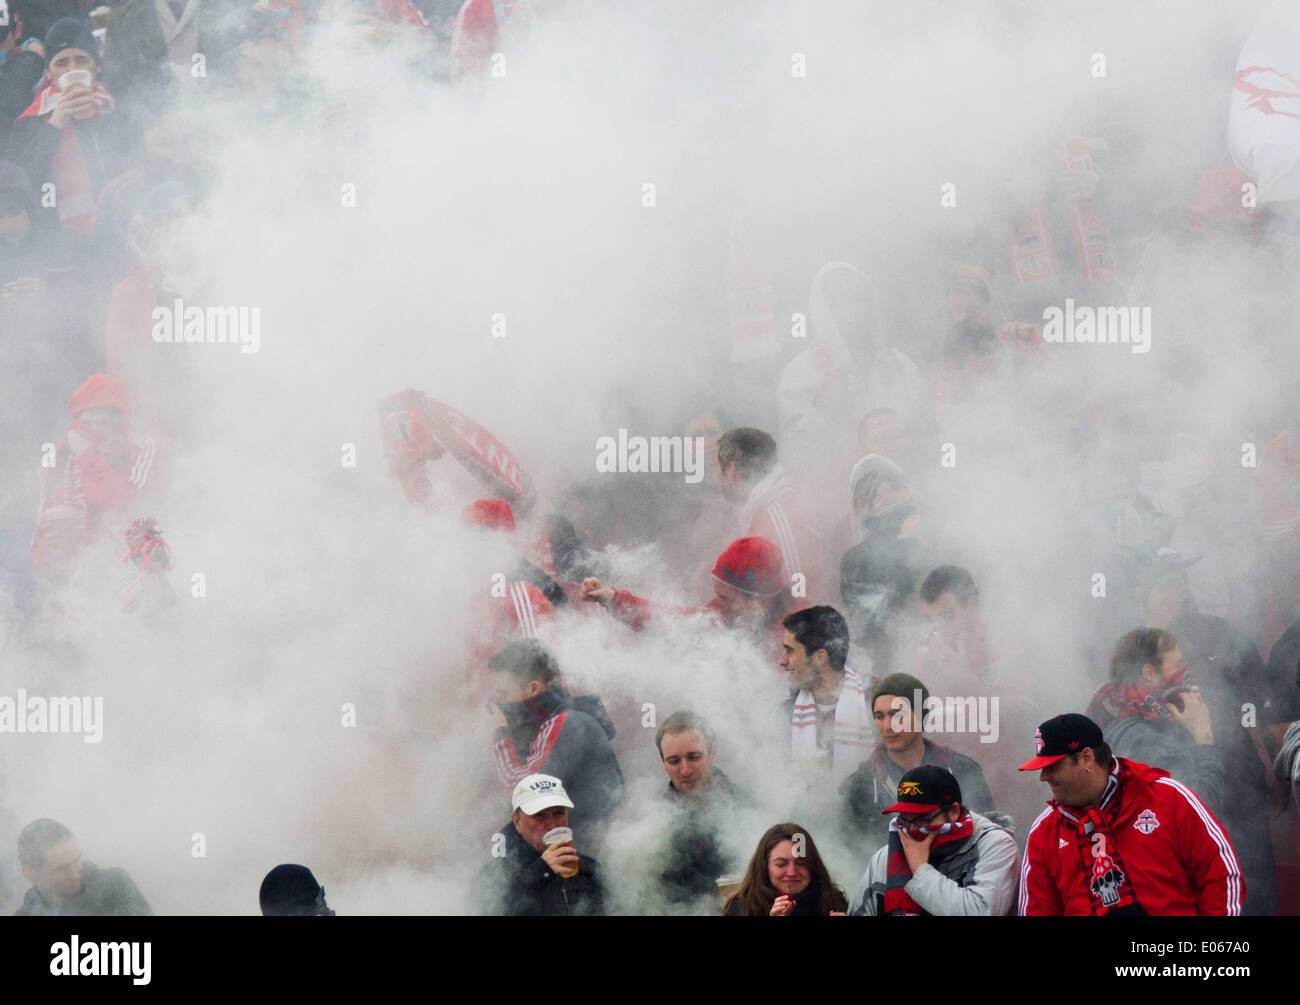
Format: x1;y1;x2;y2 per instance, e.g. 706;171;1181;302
1140;663;1161;687
525;680;544;699
21;863;35;885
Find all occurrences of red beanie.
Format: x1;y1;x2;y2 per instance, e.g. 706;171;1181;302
69;374;130;418
462;498;516;532
711;536;784;596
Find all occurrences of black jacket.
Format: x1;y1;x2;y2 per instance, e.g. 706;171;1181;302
469;822;606;916
1168;610;1279;915
15;861;152;916
659;769;747;904
0;49;44;146
1;108;138;229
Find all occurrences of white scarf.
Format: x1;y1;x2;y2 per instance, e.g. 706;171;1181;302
791;666;873;782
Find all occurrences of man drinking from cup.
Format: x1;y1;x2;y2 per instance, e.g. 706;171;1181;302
1;17;133;233
469;773;607;916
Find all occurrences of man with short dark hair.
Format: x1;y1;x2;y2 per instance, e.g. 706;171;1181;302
15;818;151;916
1;18;136;232
259;864;335;916
1141;553;1285;915
488;639;625;843
1088;627;1225;808
916;564;996;692
717;427;826;602
1019;713;1244;916
1087;625;1279;914
470;774;607;916
654;711;747;906
777;605;874;781
849;765;1017;916
840;672;995;849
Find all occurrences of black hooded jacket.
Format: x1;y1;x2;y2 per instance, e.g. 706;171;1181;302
493;687;626;841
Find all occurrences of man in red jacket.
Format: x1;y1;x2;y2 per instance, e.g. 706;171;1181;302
717;428;826;604
1018;713;1244;916
578;536;805;658
32;373;161;585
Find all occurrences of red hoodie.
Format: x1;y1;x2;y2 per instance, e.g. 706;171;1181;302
1019;758;1244;916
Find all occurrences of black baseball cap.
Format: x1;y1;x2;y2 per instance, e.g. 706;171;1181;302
1018;713;1104;771
882;764;962;814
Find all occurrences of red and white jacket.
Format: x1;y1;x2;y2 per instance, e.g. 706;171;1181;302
465;579;554;704
1019;758;1244;916
32;435;161;584
737;465;827;604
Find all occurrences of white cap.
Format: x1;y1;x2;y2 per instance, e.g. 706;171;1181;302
0;2;9;29
511;774;574;816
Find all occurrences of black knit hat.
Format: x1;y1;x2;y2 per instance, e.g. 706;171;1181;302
43;17;99;66
259;864;335;917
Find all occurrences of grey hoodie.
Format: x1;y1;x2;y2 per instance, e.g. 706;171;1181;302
848;811;1018;916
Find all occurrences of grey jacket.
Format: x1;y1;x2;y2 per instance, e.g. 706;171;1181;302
15;862;152;917
1104;714;1226;816
849;812;1018;917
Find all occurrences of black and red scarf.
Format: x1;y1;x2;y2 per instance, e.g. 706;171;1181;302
1053;763;1147;916
1088;670;1189;725
882;812;974;916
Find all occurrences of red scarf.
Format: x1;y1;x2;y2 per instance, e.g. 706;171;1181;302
1053;764;1146;916
1007;139;1116;288
1087;671;1188;725
1008;202;1116;286
882;812;975;916
17;78;116;233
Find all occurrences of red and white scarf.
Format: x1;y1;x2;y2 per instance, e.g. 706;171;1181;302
883;811;975;916
17;78;115;233
1053;763;1146;916
791;666;872;782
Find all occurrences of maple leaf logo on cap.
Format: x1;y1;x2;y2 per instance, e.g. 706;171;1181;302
1068;741;1080;750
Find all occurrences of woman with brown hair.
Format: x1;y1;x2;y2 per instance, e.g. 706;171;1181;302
722;823;848;916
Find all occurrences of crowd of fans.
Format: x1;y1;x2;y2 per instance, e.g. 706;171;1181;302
1;0;1299;917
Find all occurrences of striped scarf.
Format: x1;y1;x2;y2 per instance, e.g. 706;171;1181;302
1053;764;1146;916
791;666;872;781
883;812;974;916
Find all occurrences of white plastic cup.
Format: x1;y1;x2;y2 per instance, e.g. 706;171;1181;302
543;827;578;878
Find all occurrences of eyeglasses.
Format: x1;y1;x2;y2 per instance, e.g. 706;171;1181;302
896;808;945;828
